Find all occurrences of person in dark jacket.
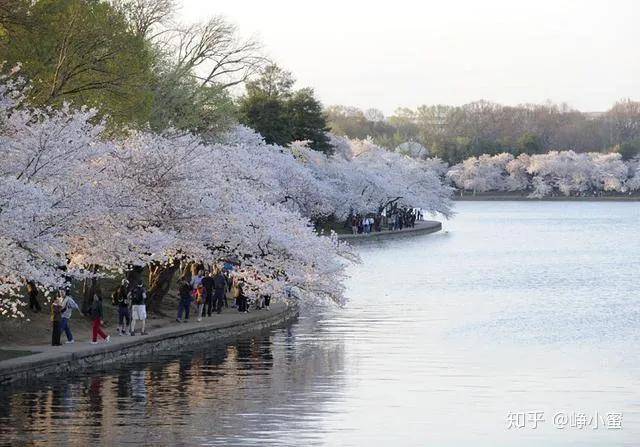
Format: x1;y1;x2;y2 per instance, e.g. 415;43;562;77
90;292;110;344
261;294;271;310
128;281;148;335
176;277;192;322
201;272;215;317
51;297;63;346
236;279;248;313
26;281;41;312
212;268;227;314
112;279;131;335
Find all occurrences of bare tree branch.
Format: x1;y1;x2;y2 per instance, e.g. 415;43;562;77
165;16;266;89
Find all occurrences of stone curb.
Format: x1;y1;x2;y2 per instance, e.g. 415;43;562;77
338;220;442;242
0;302;298;386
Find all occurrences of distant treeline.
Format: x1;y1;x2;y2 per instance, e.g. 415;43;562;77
326;101;640;164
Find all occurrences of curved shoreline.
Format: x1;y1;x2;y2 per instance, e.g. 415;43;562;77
453;194;640;201
0;221;443;385
338;220;442;242
0;302;298;386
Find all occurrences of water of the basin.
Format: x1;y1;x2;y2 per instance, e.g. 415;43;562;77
1;201;638;446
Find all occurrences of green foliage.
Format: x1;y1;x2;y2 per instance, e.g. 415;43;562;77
238;93;291;145
0;0;154;125
287;88;331;153
517;133;544;155
238;64;332;153
431;137;472;164
147;63;236;138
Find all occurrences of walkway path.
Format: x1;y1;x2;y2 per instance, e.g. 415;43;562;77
338;220;442;242
0;302;296;385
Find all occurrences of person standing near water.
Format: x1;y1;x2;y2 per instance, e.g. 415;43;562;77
90;292;110;344
262;293;271;310
195;284;205;322
59;289;80;344
112;279;131;335
201;272;215;317
213;267;227;314
235;278;248;313
190;269;204;291
50;296;63;346
26;281;41;312
176;276;192;322
129;280;148;335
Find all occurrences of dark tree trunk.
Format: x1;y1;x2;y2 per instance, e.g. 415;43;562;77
81;264;99;313
147;261;179;314
378;197;402;215
126;266;144;286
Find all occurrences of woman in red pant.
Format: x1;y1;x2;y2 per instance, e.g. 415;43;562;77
90;292;110;344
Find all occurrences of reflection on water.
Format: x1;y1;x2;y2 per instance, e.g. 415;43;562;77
1;202;639;446
0;322;347;446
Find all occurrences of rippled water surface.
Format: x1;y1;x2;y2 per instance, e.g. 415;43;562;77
2;201;639;446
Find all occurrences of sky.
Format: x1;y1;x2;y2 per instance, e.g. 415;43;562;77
180;0;640;114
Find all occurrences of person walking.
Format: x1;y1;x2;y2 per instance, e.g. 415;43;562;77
235;279;248;313
176;276;192;322
213;268;227;314
224;270;233;308
201;271;215;317
26;281;41;312
59;289;80;344
51;296;63;346
129;280;148;335
90;292;110;344
231;277;240;309
195;284;205;322
112;279;131;335
190;269;204;291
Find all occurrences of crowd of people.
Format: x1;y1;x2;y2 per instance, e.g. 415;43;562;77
349;206;424;235
45;264;272;347
176;266;271;323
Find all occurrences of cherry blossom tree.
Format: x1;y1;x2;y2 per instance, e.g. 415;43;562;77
294;136;452;218
0;79;452;318
448;151;635;198
395;141;429;159
447;154;512;194
626;157;640;192
505;154;531;191
0;93;116;314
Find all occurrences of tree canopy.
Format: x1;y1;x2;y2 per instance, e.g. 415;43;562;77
0;0;154;124
0;0;265;135
238;64;332;153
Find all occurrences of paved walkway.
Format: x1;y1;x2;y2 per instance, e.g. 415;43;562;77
338;220;442;241
0;302;293;384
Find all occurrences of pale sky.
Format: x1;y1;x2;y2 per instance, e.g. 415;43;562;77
180;0;639;114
